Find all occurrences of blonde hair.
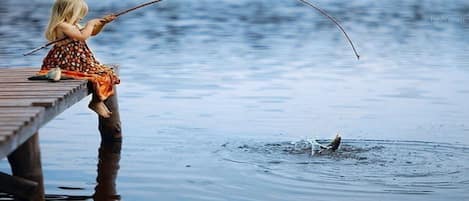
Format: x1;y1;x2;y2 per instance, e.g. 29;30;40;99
45;0;88;41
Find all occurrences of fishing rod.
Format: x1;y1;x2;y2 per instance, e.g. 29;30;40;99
23;0;164;56
297;0;360;60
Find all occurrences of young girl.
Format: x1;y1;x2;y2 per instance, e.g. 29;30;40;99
38;0;119;118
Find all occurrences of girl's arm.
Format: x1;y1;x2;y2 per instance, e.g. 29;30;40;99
92;14;117;36
57;19;102;41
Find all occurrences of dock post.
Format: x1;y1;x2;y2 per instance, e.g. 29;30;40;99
7;132;45;201
98;91;121;141
98;66;121;142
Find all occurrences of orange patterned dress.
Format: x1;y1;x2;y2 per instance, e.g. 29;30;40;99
39;40;120;101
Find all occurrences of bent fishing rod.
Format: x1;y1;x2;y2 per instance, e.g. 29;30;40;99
297;0;360;60
23;0;164;56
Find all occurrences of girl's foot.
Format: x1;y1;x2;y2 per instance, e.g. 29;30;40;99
102;102;113;115
88;101;111;118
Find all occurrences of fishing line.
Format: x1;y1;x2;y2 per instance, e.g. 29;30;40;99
297;0;360;60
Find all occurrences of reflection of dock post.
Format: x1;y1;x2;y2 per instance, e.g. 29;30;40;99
7;133;45;201
93;141;121;200
98;65;122;142
94;65;122;200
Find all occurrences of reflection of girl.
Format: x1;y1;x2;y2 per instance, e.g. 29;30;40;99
38;0;119;118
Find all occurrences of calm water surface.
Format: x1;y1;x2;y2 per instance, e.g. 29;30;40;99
1;0;469;200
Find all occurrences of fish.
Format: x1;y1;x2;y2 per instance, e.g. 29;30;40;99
310;134;341;155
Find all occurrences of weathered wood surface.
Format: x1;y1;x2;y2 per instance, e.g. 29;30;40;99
0;68;88;159
0;67;89;201
0;67;121;200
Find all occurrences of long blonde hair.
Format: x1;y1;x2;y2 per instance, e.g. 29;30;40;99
45;0;88;41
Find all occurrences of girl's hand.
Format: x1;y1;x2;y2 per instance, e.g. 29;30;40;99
91;15;115;36
101;14;117;24
88;18;104;26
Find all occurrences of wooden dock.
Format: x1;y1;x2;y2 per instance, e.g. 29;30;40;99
0;68;89;158
0;67;121;201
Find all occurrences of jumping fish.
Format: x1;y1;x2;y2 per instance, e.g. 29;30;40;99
310;134;341;155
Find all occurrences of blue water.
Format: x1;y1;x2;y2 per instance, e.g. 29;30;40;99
1;0;469;200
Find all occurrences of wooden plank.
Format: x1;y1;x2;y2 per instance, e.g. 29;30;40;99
0;67;37;70
0;115;36;119
0;70;35;73
0;116;38;121
0;117;32;123
0;108;44;112
0;106;44;111
0;68;37;72
0;98;57;107
0;88;80;93
0;92;71;96
0;73;35;75
0;79;30;82
0;134;13;140
0;66;99;196
0;94;67;98
0;130;14;136
0;127;17;135
0;98;58;102
0;115;31;120
0;70;35;72
0;96;64;99
0;86;80;90
0;74;36;77
0;91;74;98
0;83;84;88
2;83;85;87
0;79;84;83
0;83;85;88
0;129;15;142
0;121;27;127
0;77;89;158
0;116;31;121
0;80;84;83
0;95;66;100
0;80;84;84
0;78;86;85
0;112;39;117
0;110;41;114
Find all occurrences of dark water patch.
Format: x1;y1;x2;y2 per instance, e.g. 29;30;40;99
0;193;94;201
57;186;86;191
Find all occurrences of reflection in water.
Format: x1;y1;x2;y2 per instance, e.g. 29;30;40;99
93;141;122;201
43;140;122;201
0;141;122;201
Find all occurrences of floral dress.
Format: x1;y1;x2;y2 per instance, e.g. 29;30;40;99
39;40;120;101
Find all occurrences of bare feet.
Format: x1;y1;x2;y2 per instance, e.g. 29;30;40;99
102;102;113;115
88;101;111;118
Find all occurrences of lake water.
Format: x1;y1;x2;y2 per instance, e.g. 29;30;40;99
1;0;469;200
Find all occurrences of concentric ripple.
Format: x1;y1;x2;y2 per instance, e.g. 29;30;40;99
217;139;469;199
